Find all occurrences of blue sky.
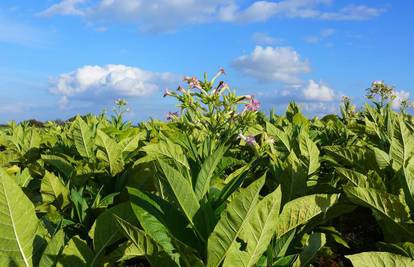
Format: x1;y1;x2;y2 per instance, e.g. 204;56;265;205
0;0;413;122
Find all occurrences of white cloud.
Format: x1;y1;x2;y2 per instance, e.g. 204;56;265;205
39;0;385;32
302;80;335;101
232;46;310;84
50;64;180;108
319;5;385;21
392;90;410;109
40;0;86;17
252;32;283;45
305;28;336;43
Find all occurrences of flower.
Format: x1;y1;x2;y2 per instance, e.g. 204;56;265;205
183;76;202;89
245;98;261;111
166;111;178;121
245;135;256;146
177;86;186;93
238;133;257;146
163;88;173;97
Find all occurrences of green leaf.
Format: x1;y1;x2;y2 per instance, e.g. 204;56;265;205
401;158;414;213
299;133;320;177
371;147;390;170
139;141;190;170
390;118;414;171
223;186;282;267
335;167;370;188
57;236;94;267
294;232;326;267
40;171;70;209
207;177;265;267
280;152;307;204
41;154;74;179
114;215;179;267
39;229;65;267
96;130;124;176
158;159;200;224
266;122;291;152
72;116;94;159
89;202;136;266
14;168;33;188
346;252;414;267
344;186;414;240
0;168;39;267
195;145;228;200
276;194;339;238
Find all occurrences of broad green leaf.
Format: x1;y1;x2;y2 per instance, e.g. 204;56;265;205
344;186;414;240
41;154;74;179
293;232;326;267
96;130;124;176
266;122;291;152
335;167;369;187
276;194;340;238
114;215;179;267
207;177;265;267
158;159;200;224
14;168;33;187
280;152;307;204
40;171;70;209
390;118;414;171
107;242;144;263
299;133;320;177
346;252;414;267
39;229;65;267
371;147;390;170
89;202;136;266
72;116;94;159
401;158;414;213
195;145;228;200
0;168;39;267
139;141;190;170
57;236;94;267
224;186;282;267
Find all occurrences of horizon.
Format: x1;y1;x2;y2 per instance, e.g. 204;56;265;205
1;0;413;123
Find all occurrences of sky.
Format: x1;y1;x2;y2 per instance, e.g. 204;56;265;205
0;0;413;123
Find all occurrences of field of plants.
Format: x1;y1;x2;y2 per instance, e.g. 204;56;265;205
1;73;414;267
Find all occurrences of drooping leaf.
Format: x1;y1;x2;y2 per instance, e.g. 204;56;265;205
299;133;320;177
335;167;370;188
344;186;414;241
276;194;340;238
346;252;414;267
207;177;265;267
41;154;74;179
0;168;39;267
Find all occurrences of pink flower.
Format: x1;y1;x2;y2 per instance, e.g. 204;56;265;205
163;88;173;97
166;112;178;121
238;133;257;146
245;98;261;111
245;135;256;146
183;76;202;89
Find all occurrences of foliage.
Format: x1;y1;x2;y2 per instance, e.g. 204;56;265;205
0;73;414;266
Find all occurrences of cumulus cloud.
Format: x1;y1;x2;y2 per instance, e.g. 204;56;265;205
302;80;335;101
39;0;385;32
232;46;310;84
392;90;411;109
50;64;180;108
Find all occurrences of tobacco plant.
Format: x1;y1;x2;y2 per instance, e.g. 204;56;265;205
0;74;413;267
